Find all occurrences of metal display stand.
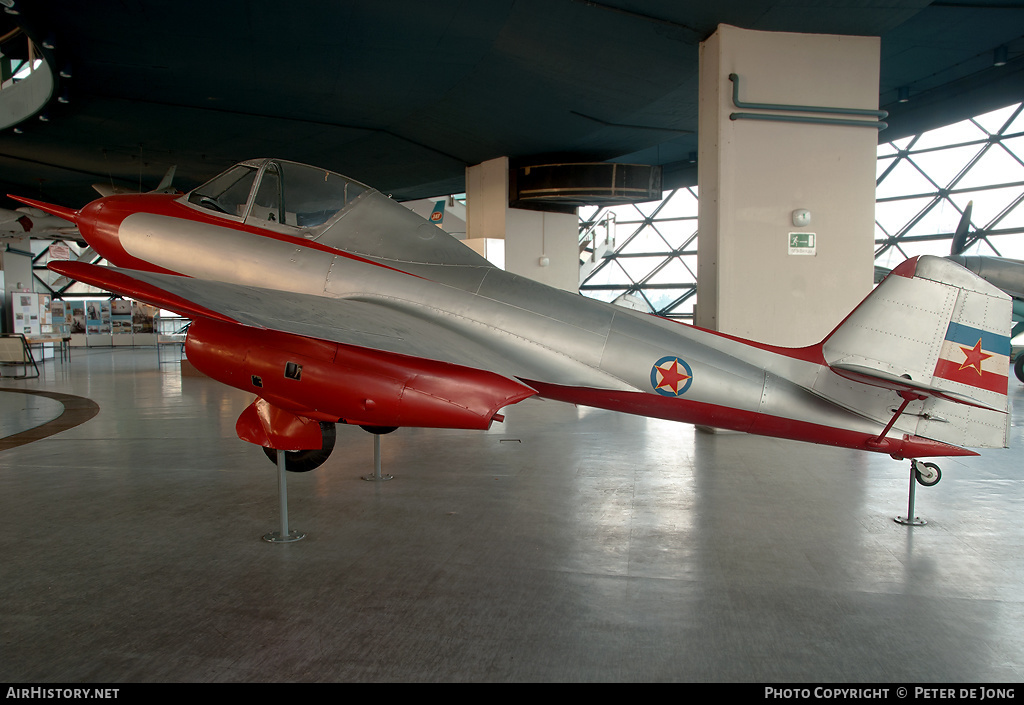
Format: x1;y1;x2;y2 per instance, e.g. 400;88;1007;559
263;449;306;543
895;461;927;526
156;315;190;366
362;433;393;482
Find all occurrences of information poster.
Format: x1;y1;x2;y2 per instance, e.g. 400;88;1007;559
11;293;50;336
132;303;157;333
100;301;111;334
69;301;86;334
13;294;35;335
50;300;68;331
85;300;111;334
37;294;52;334
111;300;132;335
85;300;101;334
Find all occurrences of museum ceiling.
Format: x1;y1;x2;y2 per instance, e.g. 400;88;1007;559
1;1;1022;207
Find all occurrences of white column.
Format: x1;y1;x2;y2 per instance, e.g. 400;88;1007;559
696;24;879;346
465;157;579;292
1;236;34;334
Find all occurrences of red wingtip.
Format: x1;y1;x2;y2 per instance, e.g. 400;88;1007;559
6;195;80;224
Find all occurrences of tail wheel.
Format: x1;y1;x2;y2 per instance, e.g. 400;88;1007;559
262;422;337;472
913;461;941;487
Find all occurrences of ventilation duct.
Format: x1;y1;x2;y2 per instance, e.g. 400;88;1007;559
510;162;662;212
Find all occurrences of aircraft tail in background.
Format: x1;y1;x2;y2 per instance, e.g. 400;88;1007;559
428;199;445;226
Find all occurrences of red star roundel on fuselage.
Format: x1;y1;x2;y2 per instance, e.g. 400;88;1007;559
650;356;693;397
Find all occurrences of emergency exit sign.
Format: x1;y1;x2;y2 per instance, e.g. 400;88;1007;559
788;232;816;255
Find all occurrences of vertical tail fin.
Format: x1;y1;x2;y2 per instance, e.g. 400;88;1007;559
154;166;177;193
821;255;1011;449
428;200;445;226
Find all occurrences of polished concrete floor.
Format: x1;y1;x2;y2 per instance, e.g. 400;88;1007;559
1;347;1022;683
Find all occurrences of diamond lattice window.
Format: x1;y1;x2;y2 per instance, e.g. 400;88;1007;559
580;103;1024;324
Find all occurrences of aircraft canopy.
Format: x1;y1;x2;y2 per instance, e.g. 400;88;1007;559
184;158;370;234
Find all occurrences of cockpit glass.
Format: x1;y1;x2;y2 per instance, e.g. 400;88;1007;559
187;165;257;217
185;160;371;230
276;162;368;228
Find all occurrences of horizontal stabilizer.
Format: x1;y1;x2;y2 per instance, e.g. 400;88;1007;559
829;363;1002;411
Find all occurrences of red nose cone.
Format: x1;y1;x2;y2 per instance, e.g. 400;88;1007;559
72;194;180;274
76;198;124;264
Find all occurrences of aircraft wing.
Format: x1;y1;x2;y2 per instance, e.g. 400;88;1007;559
49;261;550;383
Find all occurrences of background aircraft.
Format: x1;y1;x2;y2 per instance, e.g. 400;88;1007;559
945;201;1024;382
1;166;180;246
0;205;80;242
91;166;178;198
428;199;445;226
17;158;1012;486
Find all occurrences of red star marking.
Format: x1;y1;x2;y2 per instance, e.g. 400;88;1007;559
656;359;692;394
958;339;992;376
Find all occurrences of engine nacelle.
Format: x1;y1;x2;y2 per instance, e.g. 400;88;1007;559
184;318;536;431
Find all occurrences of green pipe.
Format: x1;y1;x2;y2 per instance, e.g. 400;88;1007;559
729;73;888;119
729;112;888;130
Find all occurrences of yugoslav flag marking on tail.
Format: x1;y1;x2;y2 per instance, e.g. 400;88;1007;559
932;320;1010;395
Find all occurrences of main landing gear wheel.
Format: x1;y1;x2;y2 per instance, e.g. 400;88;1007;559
913;459;942;487
262;422;337;472
1015;354;1024;384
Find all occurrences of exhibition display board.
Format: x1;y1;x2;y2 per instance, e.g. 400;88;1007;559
49;299;159;347
10;292;51;337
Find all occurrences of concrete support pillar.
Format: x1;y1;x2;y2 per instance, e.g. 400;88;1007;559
1;238;33;334
465;157;578;292
696;24;879;346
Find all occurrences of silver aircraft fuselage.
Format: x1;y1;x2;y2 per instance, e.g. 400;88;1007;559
22;158;1011;463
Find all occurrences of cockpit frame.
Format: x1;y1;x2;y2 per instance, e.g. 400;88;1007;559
181;158;372;239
